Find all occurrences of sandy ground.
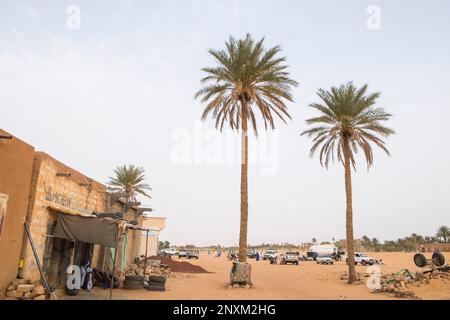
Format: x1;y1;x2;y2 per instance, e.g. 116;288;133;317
65;252;450;300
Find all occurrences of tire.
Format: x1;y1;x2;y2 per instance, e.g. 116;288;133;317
123;281;143;290
432;252;445;267
105;272;120;288
66;288;79;296
94;269;106;283
148;275;166;284
361;261;367;266
144;284;166;292
414;253;427;268
331;262;334;265
148;280;165;288
125;275;144;282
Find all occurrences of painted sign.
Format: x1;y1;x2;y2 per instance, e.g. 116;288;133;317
0;193;9;240
141;229;158;237
44;182;91;214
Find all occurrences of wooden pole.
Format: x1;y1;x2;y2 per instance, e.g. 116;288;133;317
143;230;149;280
108;236;119;300
24;222;56;299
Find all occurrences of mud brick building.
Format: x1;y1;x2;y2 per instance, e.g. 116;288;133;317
20;152;109;286
0;129;35;295
0;129;166;297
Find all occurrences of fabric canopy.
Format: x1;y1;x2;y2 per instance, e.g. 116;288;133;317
54;212;120;248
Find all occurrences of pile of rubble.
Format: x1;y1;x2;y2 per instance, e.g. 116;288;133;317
341;267;450;300
378;268;450;299
117;259;171;283
4;279;46;300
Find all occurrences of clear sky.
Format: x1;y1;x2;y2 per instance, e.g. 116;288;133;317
1;1;449;246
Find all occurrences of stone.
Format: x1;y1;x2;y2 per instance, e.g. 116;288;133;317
7;285;16;291
32;285;46;295
12;279;27;286
17;284;35;292
33;295;46;300
6;290;23;299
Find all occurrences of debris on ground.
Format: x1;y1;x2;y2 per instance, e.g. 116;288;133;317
147;255;210;274
340;265;450;300
4;278;46;300
118;255;209;282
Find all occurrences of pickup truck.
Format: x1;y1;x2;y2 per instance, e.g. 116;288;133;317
281;251;299;265
345;252;375;266
162;248;179;256
316;255;334;265
178;249;187;258
187;249;200;259
247;250;257;258
262;250;278;260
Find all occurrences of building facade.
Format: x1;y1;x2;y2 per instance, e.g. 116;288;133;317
20;152;108;286
139;216;166;257
0;129;35;295
1;130;166;297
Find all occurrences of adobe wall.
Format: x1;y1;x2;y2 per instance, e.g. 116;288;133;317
0;129;35;297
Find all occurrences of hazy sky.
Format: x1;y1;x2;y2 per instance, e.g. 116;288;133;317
1;1;449;246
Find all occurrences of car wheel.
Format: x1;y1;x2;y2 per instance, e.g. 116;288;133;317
413;253;427;268
361;261;367;266
432;252;446;267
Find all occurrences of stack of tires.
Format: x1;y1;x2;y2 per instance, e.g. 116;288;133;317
123;275;144;290
93;269;120;289
144;275;166;292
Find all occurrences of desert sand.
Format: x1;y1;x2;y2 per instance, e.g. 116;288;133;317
67;252;450;300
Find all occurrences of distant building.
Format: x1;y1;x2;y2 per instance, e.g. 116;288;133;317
139;216;166;257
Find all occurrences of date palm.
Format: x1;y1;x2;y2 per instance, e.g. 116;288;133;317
301;82;394;283
108;164;151;201
195;34;298;262
436;225;450;243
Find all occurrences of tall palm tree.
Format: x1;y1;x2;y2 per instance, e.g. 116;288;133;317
108;164;152;201
436;225;450;243
301;82;394;283
195;34;298;262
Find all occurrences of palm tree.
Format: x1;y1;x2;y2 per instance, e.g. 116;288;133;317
195;34;298;262
361;235;371;249
301;82;394;283
436;225;450;243
108;164;152;201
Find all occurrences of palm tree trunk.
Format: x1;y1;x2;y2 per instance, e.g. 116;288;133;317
238;100;249;263
343;137;357;283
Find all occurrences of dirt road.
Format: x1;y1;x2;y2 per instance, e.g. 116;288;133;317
69;252;450;300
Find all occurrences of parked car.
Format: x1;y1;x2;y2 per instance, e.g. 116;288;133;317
162;248;179;256
345;252;375;266
316;255;334;265
262;250;278;260
178;249;187;258
247;250;257;258
187;249;200;259
281;251;299;265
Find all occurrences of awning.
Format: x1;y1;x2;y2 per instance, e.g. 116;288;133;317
53;212;120;248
